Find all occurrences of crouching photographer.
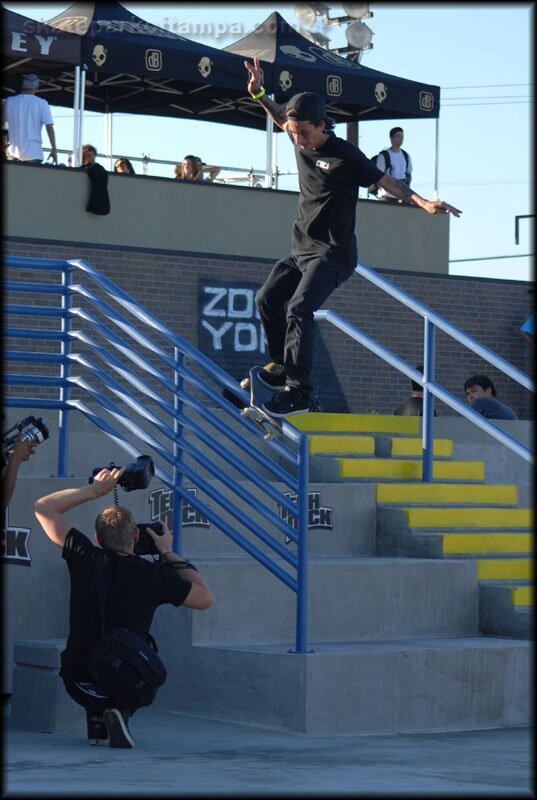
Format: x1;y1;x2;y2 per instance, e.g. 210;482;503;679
33;466;214;749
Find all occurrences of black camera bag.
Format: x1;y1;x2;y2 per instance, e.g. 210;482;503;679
87;551;167;705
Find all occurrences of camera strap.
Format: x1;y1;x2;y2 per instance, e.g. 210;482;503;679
95;549;112;634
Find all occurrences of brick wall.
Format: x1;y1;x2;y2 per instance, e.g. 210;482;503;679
4;237;534;419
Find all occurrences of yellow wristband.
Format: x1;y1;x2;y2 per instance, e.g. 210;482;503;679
250;87;265;100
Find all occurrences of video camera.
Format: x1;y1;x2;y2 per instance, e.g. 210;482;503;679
135;521;165;557
88;455;154;492
2;415;50;467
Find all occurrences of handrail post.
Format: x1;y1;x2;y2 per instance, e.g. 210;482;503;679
172;348;184;553
422;318;435;482
295;434;309;653
58;263;72;477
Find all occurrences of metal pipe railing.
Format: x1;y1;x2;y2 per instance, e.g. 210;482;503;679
4;255;310;652
315;259;534;478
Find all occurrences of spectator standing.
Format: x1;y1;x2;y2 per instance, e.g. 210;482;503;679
376;127;412;204
113;157;135;175
2;74;57;164
464;375;518;420
180;155;220;182
80;144;110;215
1;433;37;511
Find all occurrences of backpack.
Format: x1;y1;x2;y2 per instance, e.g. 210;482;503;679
87;550;167;706
88;627;166;706
368;149;411;195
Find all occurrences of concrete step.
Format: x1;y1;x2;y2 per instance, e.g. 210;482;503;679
375;482;517;505
188;556;478;646
338;458;484;481
154;622;531;734
479;583;533;638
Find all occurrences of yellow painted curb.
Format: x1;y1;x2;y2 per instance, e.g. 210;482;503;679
391;438;453;457
477;559;533;580
511;585;533;606
308;435;375;454
404;507;533;528
376;483;517;505
292;414;419;434
441;532;532;554
339;459;484;480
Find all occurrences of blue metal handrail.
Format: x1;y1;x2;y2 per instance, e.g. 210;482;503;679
315;260;534;478
4;256;310;653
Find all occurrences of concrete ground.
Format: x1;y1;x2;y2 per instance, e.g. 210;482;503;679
3;706;533;797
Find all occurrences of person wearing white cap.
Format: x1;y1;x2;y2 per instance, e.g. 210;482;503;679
3;74;57;164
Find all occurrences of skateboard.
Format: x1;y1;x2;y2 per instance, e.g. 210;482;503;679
221;362;282;411
240;366;283;441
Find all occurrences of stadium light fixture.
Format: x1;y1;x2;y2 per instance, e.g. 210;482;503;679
294;2;331;27
345;20;374;49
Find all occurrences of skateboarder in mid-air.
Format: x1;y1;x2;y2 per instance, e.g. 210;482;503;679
244;58;462;418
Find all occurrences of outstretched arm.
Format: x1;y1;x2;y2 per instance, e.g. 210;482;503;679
378;174;462;216
244;58;288;130
34;467;124;547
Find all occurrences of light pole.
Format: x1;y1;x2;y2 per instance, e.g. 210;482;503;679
293;3;374;145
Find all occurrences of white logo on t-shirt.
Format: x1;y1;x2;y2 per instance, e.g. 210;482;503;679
316;159;330;171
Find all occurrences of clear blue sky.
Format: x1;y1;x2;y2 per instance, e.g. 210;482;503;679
5;2;534;282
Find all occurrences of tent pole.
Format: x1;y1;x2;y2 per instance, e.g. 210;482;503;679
72;66;80;166
433;117;439;200
104;110;112;171
77;67;86;165
265;95;274;189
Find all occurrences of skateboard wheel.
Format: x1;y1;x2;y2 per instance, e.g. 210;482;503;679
264;431;275;441
240;408;249;418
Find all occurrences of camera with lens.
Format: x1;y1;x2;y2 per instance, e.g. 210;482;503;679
2;415;50;467
88;455;154;492
135;521;165;557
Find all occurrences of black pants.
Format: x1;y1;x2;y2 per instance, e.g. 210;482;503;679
256;254;355;397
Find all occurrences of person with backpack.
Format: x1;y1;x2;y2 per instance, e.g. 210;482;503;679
373;127;413;203
34;466;215;748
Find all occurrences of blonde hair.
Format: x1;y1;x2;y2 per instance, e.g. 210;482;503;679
95;505;136;549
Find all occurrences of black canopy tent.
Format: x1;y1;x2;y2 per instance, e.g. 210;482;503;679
224;12;440;124
2;4;440;181
2;7;81;78
42;1;269;128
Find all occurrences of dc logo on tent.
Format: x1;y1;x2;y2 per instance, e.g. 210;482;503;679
419;91;434;112
326;76;342;96
145;49;162;71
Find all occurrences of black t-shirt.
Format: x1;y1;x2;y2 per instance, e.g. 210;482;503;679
394;397;438;417
59;528;192;680
291;134;383;266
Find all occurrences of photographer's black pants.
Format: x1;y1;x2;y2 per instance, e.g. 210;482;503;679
256;254;355;397
63;677;152;716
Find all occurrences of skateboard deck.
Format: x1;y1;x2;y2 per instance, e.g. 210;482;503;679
240;366;283;441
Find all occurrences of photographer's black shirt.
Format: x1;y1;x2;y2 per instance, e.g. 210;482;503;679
292;134;383;266
59;528;192;681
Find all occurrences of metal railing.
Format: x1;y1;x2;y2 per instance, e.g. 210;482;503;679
4;256;310;653
315;260;534;479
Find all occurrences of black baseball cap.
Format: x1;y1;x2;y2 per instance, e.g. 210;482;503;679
286;92;329;122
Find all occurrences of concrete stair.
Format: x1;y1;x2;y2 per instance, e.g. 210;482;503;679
5;411;532;736
293;413;533;639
